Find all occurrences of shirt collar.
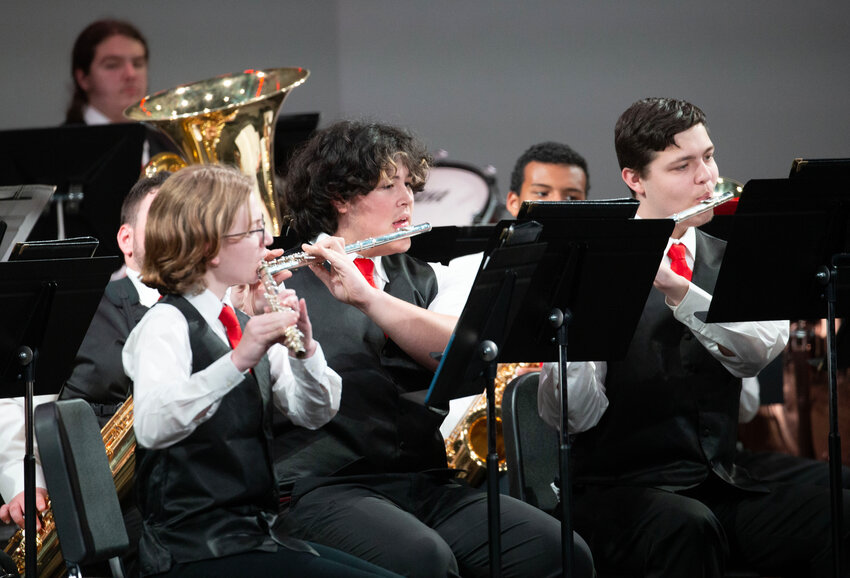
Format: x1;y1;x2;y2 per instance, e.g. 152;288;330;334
185;287;233;324
126;268;162;308
83;105;111;125
665;225;697;258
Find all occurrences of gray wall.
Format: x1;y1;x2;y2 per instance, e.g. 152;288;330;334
2;1;848;201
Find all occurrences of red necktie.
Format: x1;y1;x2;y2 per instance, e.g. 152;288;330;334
354;258;377;288
218;304;243;349
667;243;693;281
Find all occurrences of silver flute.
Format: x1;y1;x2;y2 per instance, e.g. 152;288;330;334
258;266;307;358
669;190;735;223
261;222;432;274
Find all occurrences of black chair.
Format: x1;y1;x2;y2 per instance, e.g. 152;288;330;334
501;372;560;513
34;399;128;578
501;373;763;578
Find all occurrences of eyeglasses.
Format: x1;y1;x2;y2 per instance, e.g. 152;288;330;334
223;219;266;241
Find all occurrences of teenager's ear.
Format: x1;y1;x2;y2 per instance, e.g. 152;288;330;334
505;191;521;218
332;197;348;214
117;224;134;258
621;167;645;200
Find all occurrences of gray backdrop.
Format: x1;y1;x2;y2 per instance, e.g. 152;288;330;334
1;0;848;201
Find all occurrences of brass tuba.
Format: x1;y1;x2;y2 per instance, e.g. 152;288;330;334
123;67;310;236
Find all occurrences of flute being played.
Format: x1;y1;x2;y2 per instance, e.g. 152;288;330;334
260;223;432;275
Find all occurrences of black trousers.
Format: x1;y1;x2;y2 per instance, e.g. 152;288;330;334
573;470;850;578
282;472;594;578
152;542;400;577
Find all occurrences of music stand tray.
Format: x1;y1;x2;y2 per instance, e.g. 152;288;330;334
0;185;55;261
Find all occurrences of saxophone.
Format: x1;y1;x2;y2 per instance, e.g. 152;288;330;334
3;397;136;577
444;363;538;486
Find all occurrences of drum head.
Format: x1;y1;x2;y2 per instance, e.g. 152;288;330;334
414;162;497;226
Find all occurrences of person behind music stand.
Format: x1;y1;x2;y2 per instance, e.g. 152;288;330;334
275;120;593;577
505;141;590;213
64;19;175;162
536;97;850;577
439;140;594;455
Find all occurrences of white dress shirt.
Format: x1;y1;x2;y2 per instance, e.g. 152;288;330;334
126;267;163;307
0;395;54;501
123;289;341;450
539;227;790;432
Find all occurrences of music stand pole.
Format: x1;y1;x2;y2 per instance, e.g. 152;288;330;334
549;308;574;578
821;258;847;578
19;346;36;578
482;340;502;576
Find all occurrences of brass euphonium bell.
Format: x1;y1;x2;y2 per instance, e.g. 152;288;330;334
712;177;743;216
123;67;310;236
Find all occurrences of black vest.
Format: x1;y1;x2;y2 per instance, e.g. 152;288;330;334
60;276;149;425
573;231;758;491
274;254;445;486
135;296;281;575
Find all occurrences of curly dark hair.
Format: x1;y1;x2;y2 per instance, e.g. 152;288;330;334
283;120;431;240
614;97;707;177
509;141;590;196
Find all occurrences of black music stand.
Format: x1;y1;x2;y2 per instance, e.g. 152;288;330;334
499;207;672;577
0;255;118;578
424;225;547;577
0;123;146;259
424;209;672;577
407;225;495;265
706;165;850;578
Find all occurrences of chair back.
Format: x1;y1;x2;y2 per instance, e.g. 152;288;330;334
34;399;128;570
501;372;560;513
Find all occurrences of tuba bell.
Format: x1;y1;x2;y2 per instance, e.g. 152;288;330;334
123;67;310;236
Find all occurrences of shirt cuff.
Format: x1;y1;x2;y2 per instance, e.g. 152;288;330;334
290;341;329;380
668;282;712;329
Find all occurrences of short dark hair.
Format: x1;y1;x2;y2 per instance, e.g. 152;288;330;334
509;141;590;195
614;98;707;177
283;120;431;240
120;171;171;227
66;19;149;124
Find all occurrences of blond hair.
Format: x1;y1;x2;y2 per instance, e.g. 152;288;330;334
141;164;254;294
